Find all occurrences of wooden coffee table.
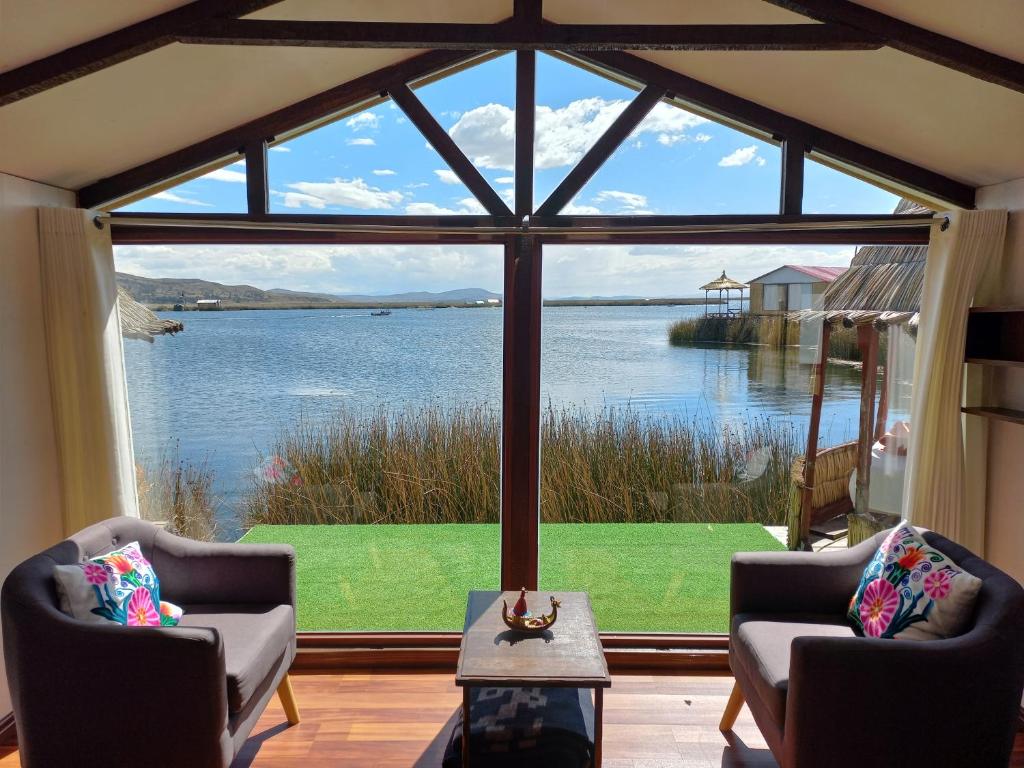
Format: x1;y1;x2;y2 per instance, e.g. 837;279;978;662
455;590;611;767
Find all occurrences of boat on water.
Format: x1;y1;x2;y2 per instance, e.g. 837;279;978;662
370;309;392;316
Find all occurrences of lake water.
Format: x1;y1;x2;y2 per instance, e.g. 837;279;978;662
123;305;876;538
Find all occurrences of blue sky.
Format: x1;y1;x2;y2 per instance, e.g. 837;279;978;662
115;53;901;297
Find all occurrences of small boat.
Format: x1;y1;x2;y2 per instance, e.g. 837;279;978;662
370;309;392;317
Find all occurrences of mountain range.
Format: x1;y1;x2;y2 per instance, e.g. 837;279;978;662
116;273;501;307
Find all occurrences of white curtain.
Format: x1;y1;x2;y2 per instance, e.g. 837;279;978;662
903;209;1007;545
38;208;139;535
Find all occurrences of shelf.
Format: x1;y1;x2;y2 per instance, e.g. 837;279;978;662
969;306;1024;314
961;406;1024;425
965;357;1024;369
964;309;1024;366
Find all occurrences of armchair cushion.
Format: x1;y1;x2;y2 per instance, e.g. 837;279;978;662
179;604;295;714
731;613;855;728
847;523;981;640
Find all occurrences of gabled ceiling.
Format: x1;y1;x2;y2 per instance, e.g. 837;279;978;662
0;0;1022;197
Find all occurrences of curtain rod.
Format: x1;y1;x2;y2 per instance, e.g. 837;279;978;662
98;214;942;236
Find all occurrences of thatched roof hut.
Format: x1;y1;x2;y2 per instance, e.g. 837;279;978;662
118;287;184;343
700;271;748;292
791;198;931;327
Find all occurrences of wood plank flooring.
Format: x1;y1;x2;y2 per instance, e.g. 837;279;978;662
1;672;1021;767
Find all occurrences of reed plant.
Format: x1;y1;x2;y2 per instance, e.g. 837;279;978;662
137;447;219;541
243;404;799;528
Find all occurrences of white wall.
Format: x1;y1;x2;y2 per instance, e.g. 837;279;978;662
974;177;1024;584
0;172;74;715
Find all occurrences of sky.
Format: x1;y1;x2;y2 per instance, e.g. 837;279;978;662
115;53;901;298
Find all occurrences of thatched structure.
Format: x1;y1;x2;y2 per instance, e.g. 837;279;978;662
118;287;183;343
792;199;931;327
700;270;748;316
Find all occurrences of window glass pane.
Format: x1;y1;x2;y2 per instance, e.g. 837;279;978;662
268;100;481;215
116;162;248;213
414;53;516;208
539;244;908;632
116;244;503;631
803;156;901;214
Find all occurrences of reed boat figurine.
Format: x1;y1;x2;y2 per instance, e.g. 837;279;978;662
502;589;560;633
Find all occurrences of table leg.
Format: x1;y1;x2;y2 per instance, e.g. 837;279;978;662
594;687;604;768
462;686;471;768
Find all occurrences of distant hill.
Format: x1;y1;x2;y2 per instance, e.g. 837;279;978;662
116;273;501;308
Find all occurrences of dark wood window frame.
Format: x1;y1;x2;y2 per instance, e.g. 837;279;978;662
100;41;941;666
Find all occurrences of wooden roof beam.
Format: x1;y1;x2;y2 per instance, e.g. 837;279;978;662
388;83;512;217
179;19;882;52
579;50;975;208
77;49;482;209
536;85;667;215
763;0;1024;95
0;1;284;107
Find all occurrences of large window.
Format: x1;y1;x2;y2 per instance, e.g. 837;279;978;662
538;245;881;633
116;244;503;631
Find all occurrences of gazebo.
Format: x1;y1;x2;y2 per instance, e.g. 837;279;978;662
118;287;184;343
700;271;748;317
787;199;931;550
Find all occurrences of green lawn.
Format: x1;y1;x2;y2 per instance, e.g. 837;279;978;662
240;523;783;633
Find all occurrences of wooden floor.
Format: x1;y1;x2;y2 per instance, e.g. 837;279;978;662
1;672;1021;767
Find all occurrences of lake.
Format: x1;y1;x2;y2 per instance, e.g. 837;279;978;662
123;304;878;539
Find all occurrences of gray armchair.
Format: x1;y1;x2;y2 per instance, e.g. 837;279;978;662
720;528;1024;768
2;517;299;768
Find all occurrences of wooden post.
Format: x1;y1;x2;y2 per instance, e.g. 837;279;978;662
854;324;880;516
244;139;268;215
798;321;830;550
501;235;541;590
874;338;890;443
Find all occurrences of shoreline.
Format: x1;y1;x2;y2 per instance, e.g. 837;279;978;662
147;297;714;311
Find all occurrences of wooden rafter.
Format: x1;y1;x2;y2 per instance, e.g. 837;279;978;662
515;50;536;218
179;19;881;52
77;49;482;209
0;1;283;107
536;85;667;216
244;140;268;215
578;50;975;208
387;84;512;217
764;0;1024;95
780;139;805;215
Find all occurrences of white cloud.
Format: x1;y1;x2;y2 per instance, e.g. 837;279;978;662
405;197;487;215
755;157;767;167
562;200;602;215
405;182;429;189
434;169;461;185
345;112;379;131
694;133;713;143
718;145;760;167
346;138;376;147
282;178;404;210
495;176;514;184
447;98;708;171
593;190;648;212
204;168;248;183
152;190;213;207
269;146;291;153
373;169;397;176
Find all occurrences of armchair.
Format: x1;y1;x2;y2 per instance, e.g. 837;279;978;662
2;517;299;768
720;529;1024;768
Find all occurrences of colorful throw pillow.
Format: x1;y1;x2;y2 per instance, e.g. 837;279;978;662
848;523;981;640
53;542;183;627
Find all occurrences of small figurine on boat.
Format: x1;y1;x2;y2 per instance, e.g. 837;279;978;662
502;588;560;633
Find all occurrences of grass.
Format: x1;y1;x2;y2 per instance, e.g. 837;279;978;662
667;314;885;363
243;405;797;528
137;448;219;541
240;522;784;633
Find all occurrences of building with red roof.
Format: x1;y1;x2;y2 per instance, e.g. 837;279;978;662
746;265;849;315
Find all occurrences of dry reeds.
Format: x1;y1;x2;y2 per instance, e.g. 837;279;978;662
242;404;799;528
137;448;218;541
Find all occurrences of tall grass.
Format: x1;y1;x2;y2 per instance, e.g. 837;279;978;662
667;314;885;363
137;448;219;541
243;405;799;528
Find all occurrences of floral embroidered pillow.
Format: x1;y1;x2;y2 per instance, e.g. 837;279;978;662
53;542;183;627
848;523;981;640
